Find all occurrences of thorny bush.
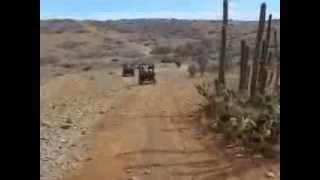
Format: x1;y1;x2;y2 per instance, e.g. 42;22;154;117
195;79;280;153
196;57;208;76
187;64;197;77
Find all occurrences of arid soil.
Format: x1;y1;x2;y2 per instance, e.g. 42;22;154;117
41;65;279;180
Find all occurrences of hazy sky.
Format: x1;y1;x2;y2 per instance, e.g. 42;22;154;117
40;0;280;20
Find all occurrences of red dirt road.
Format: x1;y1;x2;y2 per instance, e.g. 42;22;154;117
63;69;279;180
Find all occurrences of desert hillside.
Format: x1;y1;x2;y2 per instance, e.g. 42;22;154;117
40;19;280;83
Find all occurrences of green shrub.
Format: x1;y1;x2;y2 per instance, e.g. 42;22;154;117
195;79;280;154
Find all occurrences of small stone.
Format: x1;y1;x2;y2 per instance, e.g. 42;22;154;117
128;176;138;180
226;144;236;149
81;131;86;135
126;169;132;174
235;154;244;158
82;66;92;71
253;154;264;159
194;134;202;139
73;156;80;162
144;169;151;175
40;137;48;141
41;121;50;128
85;157;92;162
99;111;105;114
60;125;71;130
265;171;275;178
60;139;67;143
66;119;72;124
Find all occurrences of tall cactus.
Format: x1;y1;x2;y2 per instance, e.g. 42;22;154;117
244;45;251;91
258;39;267;94
274;30;279;61
266;52;273;88
267;51;273;65
260;40;267;61
239;40;249;94
218;0;228;85
273;29;280;94
264;14;272;60
239;40;246;91
258;60;268;94
250;2;266;97
259;14;273;94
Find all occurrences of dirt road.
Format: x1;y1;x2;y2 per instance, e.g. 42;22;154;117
48;67;279;180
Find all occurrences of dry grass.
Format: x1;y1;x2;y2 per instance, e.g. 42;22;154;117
150;46;172;55
40;56;59;66
57;41;87;50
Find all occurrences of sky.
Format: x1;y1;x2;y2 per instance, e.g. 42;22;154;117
40;0;280;20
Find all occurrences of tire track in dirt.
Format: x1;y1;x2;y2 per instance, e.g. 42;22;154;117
62;70;279;180
62;72;218;180
63;84;144;180
119;75;223;180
